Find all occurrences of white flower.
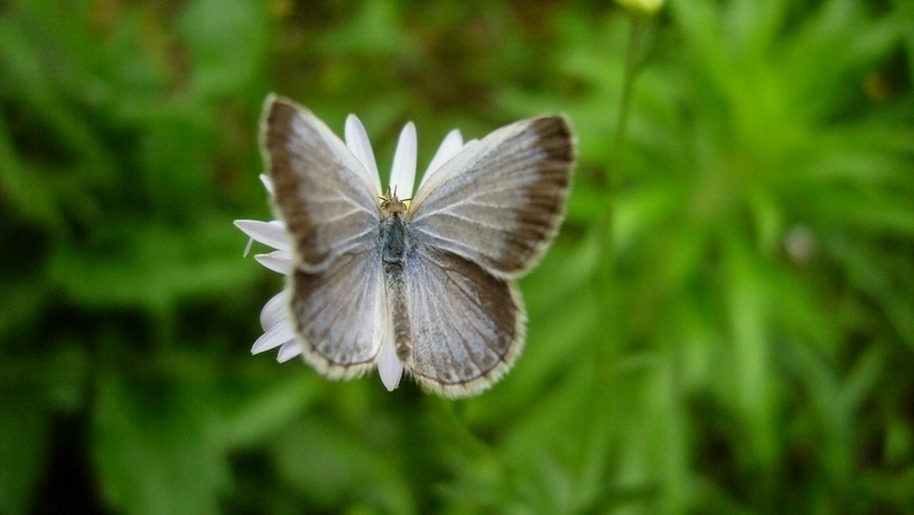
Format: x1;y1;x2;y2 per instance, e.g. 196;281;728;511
234;114;470;391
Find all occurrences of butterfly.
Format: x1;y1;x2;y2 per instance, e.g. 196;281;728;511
248;94;575;398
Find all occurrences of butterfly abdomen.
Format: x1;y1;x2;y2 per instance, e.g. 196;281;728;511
380;213;413;361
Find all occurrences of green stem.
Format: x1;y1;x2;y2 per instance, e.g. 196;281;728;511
589;8;656;504
613;17;648;167
603;16;651;289
595;13;652;379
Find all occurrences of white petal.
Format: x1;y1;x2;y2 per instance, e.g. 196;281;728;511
234;220;290;251
277;340;304;363
255;250;294;275
345;114;382;195
421;129;463;188
259;174;275;197
377;339;403;391
389;122;417;199
260;290;289;331
252;322;296;354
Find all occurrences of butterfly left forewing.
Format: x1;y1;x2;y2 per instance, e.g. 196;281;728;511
407;116;575;279
263;95;381;272
400;246;525;397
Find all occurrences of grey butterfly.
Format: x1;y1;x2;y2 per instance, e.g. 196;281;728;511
236;94;575;397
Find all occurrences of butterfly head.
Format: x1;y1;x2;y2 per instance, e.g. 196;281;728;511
379;186;410;218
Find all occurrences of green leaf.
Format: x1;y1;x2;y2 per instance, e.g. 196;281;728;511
0;389;51;515
216;375;322;448
93;373;230;515
49;221;259;313
274;418;416;514
180;0;270;98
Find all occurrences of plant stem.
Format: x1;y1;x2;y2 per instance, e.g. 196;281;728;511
603;15;651;288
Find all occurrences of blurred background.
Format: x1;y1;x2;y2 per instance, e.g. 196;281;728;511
2;0;913;513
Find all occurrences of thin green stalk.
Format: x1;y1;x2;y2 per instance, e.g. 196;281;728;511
590;12;655;451
597;14;653;370
589;15;650;475
602;15;652;292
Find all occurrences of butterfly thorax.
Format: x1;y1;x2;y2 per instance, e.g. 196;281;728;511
379;189;411;266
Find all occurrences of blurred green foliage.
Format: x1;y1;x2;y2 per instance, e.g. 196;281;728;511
2;0;913;513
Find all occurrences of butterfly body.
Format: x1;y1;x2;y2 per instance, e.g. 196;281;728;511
378;192;414;361
261;95;574;397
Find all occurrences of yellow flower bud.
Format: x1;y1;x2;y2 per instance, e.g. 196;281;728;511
616;0;664;16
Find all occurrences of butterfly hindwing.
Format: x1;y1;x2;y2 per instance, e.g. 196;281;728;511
400;246;525;397
289;246;390;378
